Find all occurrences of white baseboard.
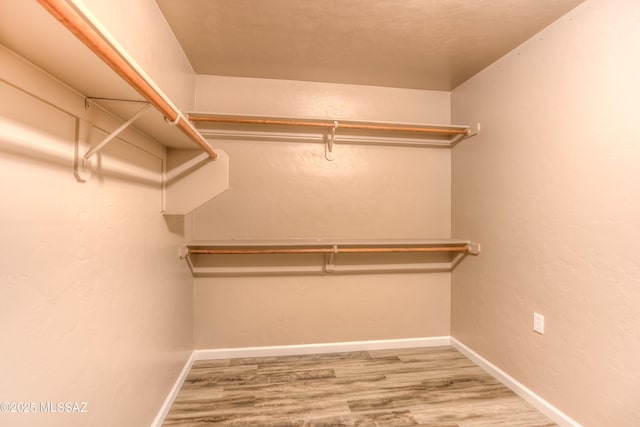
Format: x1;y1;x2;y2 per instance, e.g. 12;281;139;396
450;337;582;427
150;351;196;427
194;336;451;360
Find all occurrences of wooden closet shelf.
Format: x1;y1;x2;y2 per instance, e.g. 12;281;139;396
188;114;470;136
181;239;481;276
188;246;470;255
188;114;479;154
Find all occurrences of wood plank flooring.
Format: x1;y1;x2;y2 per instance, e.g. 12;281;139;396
163;346;556;426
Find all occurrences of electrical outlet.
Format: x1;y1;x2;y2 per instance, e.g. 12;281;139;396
533;313;545;334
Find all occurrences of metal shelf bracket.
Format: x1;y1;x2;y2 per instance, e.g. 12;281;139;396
325;121;338;161
75;102;151;181
324;245;339;273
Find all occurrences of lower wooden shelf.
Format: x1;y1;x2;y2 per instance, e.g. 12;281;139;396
180;239;480;276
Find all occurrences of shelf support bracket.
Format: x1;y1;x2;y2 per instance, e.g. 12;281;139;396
451;251;466;270
324;245;339;273
451;242;481;270
467;242;481;255
466;123;481;140
449;131;468;147
325;121;338;161
450;123;481;148
75;102;152;181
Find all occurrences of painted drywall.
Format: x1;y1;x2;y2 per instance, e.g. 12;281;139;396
194;75;451;123
0;47;193;426
190;77;453;348
194;273;451;348
451;0;640;426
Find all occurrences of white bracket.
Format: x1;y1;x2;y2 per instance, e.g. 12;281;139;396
449;131;468;147
467;123;481;139
451;242;481;270
467;242;481;255
324;245;339;273
74;118;92;182
179;247;197;275
325;121;338;161
450;123;480;148
75;102;152;181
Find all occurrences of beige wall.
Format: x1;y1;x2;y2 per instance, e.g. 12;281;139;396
0;47;193;426
194;274;450;348
451;1;640;426
190;78;453;348
194;74;451;123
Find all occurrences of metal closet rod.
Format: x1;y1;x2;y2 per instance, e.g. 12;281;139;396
188;115;469;136
189;245;470;255
37;0;217;160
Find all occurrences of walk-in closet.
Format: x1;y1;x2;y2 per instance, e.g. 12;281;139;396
1;1;638;426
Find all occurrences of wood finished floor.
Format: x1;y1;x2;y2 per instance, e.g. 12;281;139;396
163;346;557;426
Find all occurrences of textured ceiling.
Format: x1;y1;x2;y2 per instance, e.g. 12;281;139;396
156;0;584;90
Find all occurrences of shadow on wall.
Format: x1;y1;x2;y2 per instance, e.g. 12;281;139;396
163;214;185;236
0;115;162;188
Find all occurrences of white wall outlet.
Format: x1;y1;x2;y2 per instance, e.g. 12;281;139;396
533;313;545;334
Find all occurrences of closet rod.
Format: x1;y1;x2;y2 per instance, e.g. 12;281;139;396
37;0;217;160
188;115;469;136
189;246;470;255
